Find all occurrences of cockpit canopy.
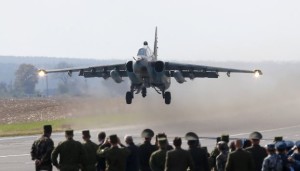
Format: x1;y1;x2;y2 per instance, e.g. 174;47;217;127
137;48;151;57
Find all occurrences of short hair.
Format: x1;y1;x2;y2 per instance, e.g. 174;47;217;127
98;132;106;140
173;137;182;147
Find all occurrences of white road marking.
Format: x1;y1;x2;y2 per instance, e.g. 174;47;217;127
0;154;29;158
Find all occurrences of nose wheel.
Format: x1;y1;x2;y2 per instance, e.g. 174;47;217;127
126;91;133;104
142;87;147;98
164;91;171;105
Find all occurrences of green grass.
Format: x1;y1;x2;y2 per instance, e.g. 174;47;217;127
0;112;140;137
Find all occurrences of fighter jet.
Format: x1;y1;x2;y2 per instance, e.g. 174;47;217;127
38;27;262;105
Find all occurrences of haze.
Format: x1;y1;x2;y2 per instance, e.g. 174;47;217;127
1;0;300;61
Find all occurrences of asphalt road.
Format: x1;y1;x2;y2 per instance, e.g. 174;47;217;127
1;122;300;171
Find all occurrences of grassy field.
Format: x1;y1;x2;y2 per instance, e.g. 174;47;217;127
0;112;140;137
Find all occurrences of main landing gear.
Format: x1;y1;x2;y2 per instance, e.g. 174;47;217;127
163;91;171;105
126;91;133;104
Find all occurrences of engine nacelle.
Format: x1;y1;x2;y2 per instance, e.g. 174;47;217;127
110;70;122;83
154;61;165;73
126;61;133;72
173;70;186;83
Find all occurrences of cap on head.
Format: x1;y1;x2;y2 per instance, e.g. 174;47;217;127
285;140;295;149
216;137;221;143
43;125;52;133
143;41;148;46
266;143;275;150
141;129;154;138
274;136;283;142
82;130;90;138
65;130;73;136
109;134;118;144
249;131;263;140
221;134;229;143
185;132;199;141
295;141;300;148
275;141;287;150
124;135;133;143
156;133;167;142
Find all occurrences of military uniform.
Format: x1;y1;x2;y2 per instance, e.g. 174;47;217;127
216;151;228;171
261;144;282;171
51;130;87;171
246;131;267;171
138;129;158;171
289;141;300;171
82;130;98;171
30;125;54;171
186;132;209;171
165;147;195;171
97;135;130;171
125;142;139;171
276;141;291;171
210;135;229;171
149;148;167;171
225;149;255;171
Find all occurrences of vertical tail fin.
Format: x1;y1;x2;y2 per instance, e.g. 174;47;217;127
153;27;158;60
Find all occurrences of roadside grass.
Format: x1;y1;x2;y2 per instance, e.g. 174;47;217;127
0;112;140;137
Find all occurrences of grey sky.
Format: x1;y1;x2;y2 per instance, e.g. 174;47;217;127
0;0;299;61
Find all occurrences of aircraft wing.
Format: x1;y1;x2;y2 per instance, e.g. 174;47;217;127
38;63;127;78
164;62;262;78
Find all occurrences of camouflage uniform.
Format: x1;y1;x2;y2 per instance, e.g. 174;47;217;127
82;140;98;171
51;130;87;171
31;135;54;171
261;154;283;171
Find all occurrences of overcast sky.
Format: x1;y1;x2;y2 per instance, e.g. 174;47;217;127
0;0;299;61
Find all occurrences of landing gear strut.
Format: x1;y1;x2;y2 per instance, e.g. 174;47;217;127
142;87;147;98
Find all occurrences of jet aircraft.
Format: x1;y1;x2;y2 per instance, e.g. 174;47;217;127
38;27;262;104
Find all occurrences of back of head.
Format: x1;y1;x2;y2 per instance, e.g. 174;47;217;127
82;130;91;140
43;125;52;136
156;133;168;149
65;130;74;139
124;135;133;144
141;128;154;139
173;137;182;147
109;134;118;145
98;132;106;141
235;139;243;149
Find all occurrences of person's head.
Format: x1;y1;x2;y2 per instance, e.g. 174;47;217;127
82;130;91;141
275;141;287;154
229;141;236;152
173;137;182;148
109;134;118;146
98;132;106;142
249;131;263;145
221;134;229;144
43;125;52;137
217;141;227;152
65;130;74;139
265;143;276;154
243;139;252;149
141;129;154;141
235;139;243;149
285;141;294;152
124;135;133;145
274;136;283;143
156;133;168;149
185;132;199;147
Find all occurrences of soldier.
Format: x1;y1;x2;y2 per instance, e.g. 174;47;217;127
186;132;209;171
138;128;158;171
276;141;291;171
288;141;300;170
225;139;255;171
261;143;282;171
285;140;295;156
82;130;98;171
216;141;228;171
97;134;130;171
31;125;54;171
210;135;229;171
154;133;173;151
124;135;139;171
149;133;169;171
51;130;87;171
165;137;195;171
97;132;110;171
245;131;267;171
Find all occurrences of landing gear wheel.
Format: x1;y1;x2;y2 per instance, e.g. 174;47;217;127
126;91;133;104
164;91;171;104
142;87;147;98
